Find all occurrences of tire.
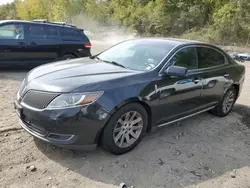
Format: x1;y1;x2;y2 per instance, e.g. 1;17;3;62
211;86;237;117
101;103;148;155
61;54;76;60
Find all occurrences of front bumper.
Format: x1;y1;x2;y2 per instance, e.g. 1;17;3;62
14;100;110;150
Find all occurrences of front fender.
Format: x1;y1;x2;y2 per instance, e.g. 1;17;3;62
96;85;145;115
107;97;143;115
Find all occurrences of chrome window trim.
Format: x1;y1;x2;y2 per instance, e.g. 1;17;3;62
159;44;229;76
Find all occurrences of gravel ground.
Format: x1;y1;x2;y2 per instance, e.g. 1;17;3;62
0;43;250;188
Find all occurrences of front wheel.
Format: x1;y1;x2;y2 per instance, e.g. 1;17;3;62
211;87;237;117
101;103;148;155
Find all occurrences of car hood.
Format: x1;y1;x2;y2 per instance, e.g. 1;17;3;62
21;58;139;94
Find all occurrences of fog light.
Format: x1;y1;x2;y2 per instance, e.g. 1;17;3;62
47;133;74;141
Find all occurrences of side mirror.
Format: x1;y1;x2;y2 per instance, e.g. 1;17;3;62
163;65;187;77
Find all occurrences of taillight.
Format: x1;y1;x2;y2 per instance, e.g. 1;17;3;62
84;43;91;48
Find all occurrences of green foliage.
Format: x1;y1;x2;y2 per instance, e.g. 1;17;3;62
1;0;250;45
84;0;110;24
16;0;52;20
0;0;19;20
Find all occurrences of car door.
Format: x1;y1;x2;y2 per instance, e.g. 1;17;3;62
0;23;28;66
196;46;230;106
26;24;60;65
155;46;204;125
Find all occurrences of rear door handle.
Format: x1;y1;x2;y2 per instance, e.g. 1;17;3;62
224;73;230;78
29;42;37;46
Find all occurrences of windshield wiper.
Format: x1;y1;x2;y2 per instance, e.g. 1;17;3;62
89;55;96;59
94;56;102;61
95;57;126;68
104;60;126;68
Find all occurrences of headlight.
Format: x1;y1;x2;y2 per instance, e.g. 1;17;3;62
46;91;103;109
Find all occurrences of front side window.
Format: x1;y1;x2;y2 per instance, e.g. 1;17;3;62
0;24;24;39
197;47;225;69
170;47;197;70
97;40;175;71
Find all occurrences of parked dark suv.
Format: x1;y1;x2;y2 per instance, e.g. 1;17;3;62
0;19;91;67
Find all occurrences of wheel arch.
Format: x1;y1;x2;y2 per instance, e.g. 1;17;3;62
109;97;152;131
232;84;240;99
95;98;153;145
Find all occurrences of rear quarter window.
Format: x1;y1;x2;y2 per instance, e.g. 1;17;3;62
59;27;85;41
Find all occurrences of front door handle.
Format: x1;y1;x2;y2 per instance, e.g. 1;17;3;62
18;42;27;47
193;77;202;84
224;73;230;78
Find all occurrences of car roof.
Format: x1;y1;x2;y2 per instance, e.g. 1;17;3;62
0;20;79;29
128;38;223;51
131;37;201;45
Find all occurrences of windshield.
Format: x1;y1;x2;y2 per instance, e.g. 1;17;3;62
97;40;175;71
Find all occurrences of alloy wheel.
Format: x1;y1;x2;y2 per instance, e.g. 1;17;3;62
113;111;143;148
222;90;235;114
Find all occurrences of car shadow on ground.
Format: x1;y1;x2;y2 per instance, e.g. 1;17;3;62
233;103;250;128
34;104;250;188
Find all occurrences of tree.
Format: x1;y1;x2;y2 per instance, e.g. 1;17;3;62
0;0;19;20
2;0;250;45
16;0;51;20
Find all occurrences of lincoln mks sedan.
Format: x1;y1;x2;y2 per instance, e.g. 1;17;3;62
14;38;245;154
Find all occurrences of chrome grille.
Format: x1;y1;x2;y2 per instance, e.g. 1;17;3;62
22;90;60;109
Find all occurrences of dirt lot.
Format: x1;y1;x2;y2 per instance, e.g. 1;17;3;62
0;44;250;188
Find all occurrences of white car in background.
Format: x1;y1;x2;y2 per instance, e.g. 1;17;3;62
237;53;250;60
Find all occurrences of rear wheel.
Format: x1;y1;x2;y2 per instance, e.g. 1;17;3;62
101;103;148;155
211;87;237;117
61;54;76;60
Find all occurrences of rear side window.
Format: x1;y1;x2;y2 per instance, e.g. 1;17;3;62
170;47;197;70
44;26;58;40
27;25;58;40
27;25;44;40
197;47;225;69
60;27;83;41
0;24;24;39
